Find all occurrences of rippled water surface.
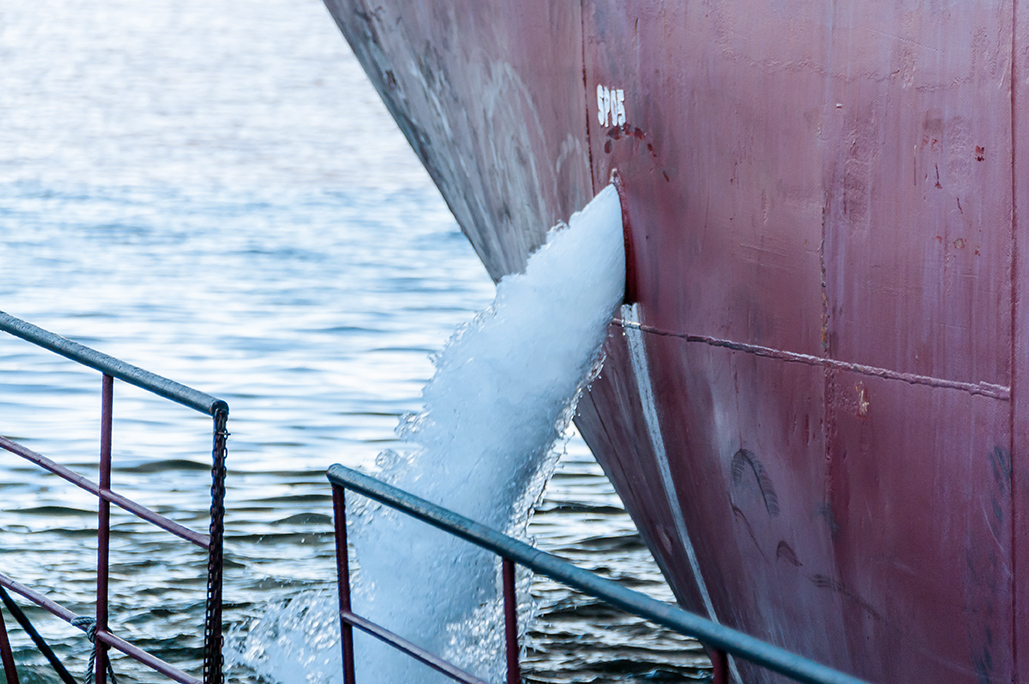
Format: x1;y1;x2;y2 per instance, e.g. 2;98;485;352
0;1;709;681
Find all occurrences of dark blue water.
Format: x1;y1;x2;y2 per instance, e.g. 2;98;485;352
0;1;708;681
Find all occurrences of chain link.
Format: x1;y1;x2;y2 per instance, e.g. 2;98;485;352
203;408;229;684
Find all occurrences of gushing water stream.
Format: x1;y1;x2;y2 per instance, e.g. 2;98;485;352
229;184;625;683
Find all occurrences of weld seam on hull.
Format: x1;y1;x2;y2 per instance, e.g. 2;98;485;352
622;304;743;684
615;319;1011;400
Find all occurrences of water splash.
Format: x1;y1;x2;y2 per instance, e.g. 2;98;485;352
229;184;625;683
228;590;343;683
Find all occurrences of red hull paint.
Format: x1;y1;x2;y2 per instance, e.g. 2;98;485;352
325;2;1023;681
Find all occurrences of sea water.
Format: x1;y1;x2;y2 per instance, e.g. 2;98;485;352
0;1;709;682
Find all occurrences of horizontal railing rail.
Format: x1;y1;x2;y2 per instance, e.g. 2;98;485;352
0;572;196;684
0;435;210;548
0;311;226;416
0;311;229;684
327;463;872;684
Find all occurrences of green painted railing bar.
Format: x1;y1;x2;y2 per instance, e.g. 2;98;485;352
327;463;872;684
0;311;227;416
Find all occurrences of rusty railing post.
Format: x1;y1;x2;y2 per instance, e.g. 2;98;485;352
333;485;356;684
711;648;729;684
0;605;19;684
96;374;114;684
502;558;520;684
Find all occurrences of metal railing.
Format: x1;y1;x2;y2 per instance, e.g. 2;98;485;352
327;463;872;684
0;311;229;684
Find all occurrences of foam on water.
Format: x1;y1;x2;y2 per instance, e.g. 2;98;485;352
229;184;625;682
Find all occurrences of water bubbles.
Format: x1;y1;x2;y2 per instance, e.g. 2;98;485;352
352;185;625;682
228;185;624;683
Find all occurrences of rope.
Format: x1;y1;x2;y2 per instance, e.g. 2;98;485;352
70;617;117;684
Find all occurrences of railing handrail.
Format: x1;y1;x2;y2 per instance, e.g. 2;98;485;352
326;463;871;684
0;311;227;417
0;312;229;684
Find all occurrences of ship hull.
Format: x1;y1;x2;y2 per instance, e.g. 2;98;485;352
325;2;1026;681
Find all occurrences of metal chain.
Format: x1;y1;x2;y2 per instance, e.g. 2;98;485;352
70;617;117;684
203;408;229;684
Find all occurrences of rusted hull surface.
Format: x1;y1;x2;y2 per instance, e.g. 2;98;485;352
326;1;1022;681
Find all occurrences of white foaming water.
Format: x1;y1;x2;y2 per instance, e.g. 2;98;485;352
229;184;625;683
